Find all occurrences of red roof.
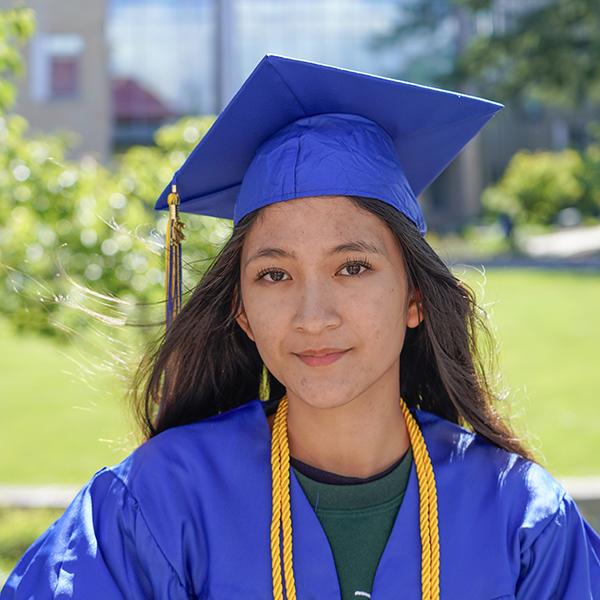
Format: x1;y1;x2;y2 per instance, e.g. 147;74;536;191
112;77;175;121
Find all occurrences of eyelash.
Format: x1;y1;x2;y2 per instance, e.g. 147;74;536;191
255;256;373;282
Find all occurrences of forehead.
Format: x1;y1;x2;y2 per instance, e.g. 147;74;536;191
244;195;391;250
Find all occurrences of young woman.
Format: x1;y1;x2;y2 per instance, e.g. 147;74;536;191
3;55;599;600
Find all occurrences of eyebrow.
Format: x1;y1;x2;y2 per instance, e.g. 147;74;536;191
244;239;385;268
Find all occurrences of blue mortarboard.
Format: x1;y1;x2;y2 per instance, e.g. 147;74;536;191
157;54;503;324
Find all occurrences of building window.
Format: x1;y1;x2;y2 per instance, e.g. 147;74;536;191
50;54;79;99
30;34;84;102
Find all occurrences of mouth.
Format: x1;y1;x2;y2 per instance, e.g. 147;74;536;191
294;348;351;367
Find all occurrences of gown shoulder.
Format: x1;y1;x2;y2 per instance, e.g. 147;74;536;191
0;402;261;599
0;466;194;599
0;404;267;600
416;407;600;598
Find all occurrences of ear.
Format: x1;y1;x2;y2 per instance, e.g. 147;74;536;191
231;286;256;342
234;303;255;342
406;289;424;329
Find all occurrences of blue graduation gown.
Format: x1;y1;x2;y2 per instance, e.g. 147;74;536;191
2;399;600;599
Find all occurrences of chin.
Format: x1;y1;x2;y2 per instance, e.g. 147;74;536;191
287;387;356;411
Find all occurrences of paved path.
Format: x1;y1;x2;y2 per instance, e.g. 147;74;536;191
461;256;600;270
520;224;600;259
0;485;79;509
447;223;600;270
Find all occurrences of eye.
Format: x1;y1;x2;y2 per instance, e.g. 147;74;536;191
337;257;373;277
255;268;289;283
255;257;373;283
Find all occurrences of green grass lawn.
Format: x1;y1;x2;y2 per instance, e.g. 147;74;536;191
459;267;600;476
0;323;139;586
0;323;137;485
0;508;63;585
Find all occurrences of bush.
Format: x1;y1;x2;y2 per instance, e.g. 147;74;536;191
481;148;600;226
0;114;229;340
580;144;600;214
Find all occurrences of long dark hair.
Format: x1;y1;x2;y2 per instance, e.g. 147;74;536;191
131;196;537;462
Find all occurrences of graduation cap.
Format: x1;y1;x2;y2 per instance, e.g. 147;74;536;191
156;54;503;325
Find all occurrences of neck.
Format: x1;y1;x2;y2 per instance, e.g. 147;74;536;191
280;373;410;479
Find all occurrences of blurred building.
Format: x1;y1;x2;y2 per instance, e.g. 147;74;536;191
3;0;574;231
2;0;111;162
112;76;176;148
106;0;404;137
106;0;591;231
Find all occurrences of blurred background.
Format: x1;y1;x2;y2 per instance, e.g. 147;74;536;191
0;0;599;584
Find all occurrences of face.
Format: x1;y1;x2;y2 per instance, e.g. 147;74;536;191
235;195;423;411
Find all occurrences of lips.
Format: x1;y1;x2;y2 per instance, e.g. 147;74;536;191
297;348;348;357
294;348;350;367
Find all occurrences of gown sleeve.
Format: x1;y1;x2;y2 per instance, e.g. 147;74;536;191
0;467;191;599
516;491;600;599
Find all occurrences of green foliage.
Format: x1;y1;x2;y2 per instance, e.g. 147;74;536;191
369;0;461;85
374;0;600;113
456;0;600;110
0;113;230;339
0;7;35;113
580;144;600;212
1;113;113;336
0;8;230;339
482;149;600;225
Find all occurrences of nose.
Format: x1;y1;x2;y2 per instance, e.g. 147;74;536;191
291;279;342;334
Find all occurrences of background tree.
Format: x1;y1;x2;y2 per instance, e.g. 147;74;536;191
0;7;225;340
372;0;600;143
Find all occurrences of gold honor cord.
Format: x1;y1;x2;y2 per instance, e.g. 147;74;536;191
270;394;440;600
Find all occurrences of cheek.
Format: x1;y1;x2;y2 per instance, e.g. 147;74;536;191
244;296;288;349
355;286;406;348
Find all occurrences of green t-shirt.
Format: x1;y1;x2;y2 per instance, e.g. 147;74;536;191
291;447;413;599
